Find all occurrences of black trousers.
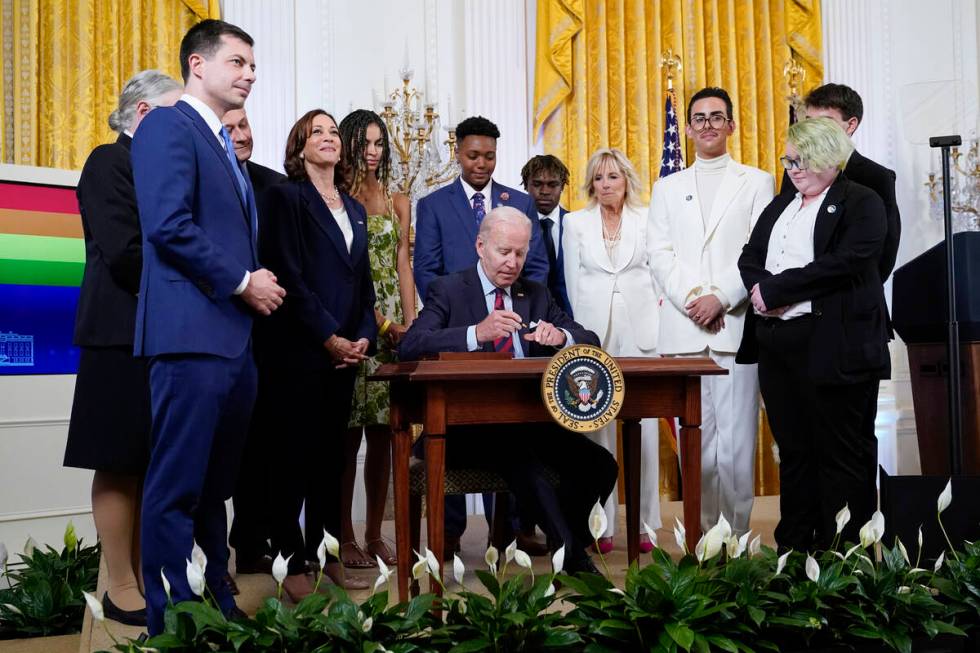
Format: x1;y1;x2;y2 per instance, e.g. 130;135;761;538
253;365;355;575
445;425;618;564
756;316;879;552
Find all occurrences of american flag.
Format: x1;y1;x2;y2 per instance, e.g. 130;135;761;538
659;89;686;178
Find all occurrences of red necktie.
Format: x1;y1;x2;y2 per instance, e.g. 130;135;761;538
492;288;513;353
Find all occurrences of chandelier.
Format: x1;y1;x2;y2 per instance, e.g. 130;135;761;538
925;136;980;231
376;64;459;207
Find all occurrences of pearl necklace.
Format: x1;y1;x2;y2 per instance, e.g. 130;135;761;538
318;187;340;204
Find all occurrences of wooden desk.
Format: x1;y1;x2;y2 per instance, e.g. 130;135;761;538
372;356;726;600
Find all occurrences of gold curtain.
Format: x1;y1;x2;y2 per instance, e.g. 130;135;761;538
533;0;822;210
1;0;216;169
534;0;822;497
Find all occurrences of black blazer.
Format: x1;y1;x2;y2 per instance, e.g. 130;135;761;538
737;175;890;384
781;150;900;280
399;266;599;362
73;133;141;347
244;160;285;200
255;180;377;370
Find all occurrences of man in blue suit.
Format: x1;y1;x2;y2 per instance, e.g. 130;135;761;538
521;154;572;315
131;19;285;634
413;116;550;302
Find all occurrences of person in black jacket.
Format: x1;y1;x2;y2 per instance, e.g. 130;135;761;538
64;70;182;626
253;109;376;600
738;117;889;553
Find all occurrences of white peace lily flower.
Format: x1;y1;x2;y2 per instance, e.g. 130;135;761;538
453;554;465;585
323;530;340;559
934;551;945;572
609;587;625;595
3;603;21;615
937;479;952;514
63;521;78;553
748;534;761;557
897;586;911;594
776;550;791;575
694;534;706;561
673;517;686;552
859;520;876;549
908;568;929;575
411;558;427;580
316;539;327;571
505;539;517;564
424;548;440;577
0;542;7;570
23;537;37;557
544;583;555;597
641;522;657;549
272;552;291;585
552;545;565;574
588;501;608;541
83;591;104;622
844;544;862;560
918;526;924;549
731;532;750;559
805;555;820;582
373;572;388;593
897;538;910;565
186;559;206;597
870;511;885;543
377;556;393;581
485;545;499;574
362;616;373;633
835;504;851;535
191;542;207;574
161;568;171;600
514;549;533;571
716;514;732;540
724;536;739;559
697;522;726;562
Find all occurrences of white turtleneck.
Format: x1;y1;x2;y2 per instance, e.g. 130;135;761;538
694;152;730;227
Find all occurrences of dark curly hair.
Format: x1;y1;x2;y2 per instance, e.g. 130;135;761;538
455;115;500;142
338;109;392;197
520;155;570;189
283;109;347;188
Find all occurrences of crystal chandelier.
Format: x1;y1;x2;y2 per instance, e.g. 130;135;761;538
925;135;980;231
376;64;459;210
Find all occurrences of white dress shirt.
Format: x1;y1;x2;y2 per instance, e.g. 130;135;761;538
460;177;494;213
763;188;828;319
179;93;251;295
465;263;574;355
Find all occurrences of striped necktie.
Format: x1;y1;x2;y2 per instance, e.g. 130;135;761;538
492;288;513;353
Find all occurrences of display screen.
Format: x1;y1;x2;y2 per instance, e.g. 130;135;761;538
0;181;82;375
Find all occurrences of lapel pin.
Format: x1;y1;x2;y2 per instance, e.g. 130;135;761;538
685;194;693;201
827;205;837;213
500;191;510;202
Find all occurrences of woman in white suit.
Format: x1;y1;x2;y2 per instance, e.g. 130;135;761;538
562;148;661;552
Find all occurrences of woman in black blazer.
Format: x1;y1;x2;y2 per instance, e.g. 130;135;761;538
254;109;376;600
737;117;889;553
64;70;181;625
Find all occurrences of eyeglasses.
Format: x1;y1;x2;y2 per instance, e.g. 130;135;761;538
779;156;808;171
689;114;731;131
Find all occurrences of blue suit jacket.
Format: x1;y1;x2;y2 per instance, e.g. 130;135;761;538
399;266;598;362
254;181;377;370
131;100;257;358
413;177;550;302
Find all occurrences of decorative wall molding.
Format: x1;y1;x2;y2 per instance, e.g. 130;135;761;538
0;505;92;524
0;417;69;430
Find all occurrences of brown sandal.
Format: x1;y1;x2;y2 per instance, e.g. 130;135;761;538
366;538;397;565
340;540;375;569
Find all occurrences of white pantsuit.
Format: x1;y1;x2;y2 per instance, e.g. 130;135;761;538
648;158;774;534
563;203;662;534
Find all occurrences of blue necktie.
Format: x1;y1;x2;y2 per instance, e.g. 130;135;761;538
472;192;486;224
220;127;258;244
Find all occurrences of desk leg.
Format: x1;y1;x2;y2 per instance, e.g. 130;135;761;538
680;425;702;552
392;427;412;602
622;419;641;564
424;434;446;597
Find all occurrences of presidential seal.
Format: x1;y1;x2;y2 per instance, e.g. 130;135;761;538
541;344;625;432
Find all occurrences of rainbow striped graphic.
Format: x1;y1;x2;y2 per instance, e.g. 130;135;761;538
0;180;83;374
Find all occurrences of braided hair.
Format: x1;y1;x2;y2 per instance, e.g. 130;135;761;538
339;109;393;198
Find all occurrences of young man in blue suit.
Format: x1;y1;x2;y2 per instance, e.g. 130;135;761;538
413;116;550;303
131;19;285;634
521;154;572;315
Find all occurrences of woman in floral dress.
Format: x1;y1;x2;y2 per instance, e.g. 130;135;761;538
338;109;417;567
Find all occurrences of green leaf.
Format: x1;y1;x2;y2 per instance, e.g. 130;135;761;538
665;622;695;651
448;638;492;653
746;605;765;627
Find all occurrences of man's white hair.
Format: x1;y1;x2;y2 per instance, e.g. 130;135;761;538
477;206;532;242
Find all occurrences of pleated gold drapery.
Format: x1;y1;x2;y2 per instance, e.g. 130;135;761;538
535;0;822;497
1;0;218;169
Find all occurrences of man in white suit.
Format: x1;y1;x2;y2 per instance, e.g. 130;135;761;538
648;87;774;535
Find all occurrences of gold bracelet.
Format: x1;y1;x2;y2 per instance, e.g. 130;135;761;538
379;319;392;336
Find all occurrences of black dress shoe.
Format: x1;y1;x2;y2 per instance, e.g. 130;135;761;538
224;606;249;622
565;555;602;576
102;592;147;627
235;554;274;575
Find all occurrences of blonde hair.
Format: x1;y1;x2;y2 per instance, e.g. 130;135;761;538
581;148;644;209
788;116;855;172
